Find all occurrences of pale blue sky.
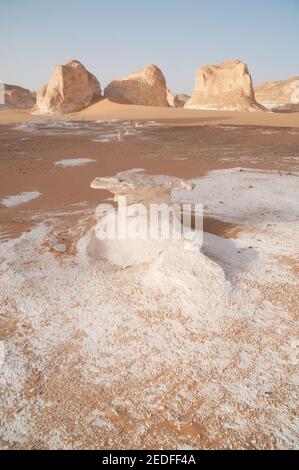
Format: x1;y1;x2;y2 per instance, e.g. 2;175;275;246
1;0;298;94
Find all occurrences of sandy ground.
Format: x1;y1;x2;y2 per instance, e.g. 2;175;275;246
0;109;298;450
77;99;299;128
1;119;299;241
1;99;299;127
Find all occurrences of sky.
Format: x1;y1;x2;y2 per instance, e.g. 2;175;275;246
1;0;298;94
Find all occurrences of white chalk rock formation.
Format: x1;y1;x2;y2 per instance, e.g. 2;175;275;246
255;76;299;111
1;84;36;109
104;65;168;107
167;89;190;108
90;169;197;266
91;169;194;205
185;59;263;111
36;60;101;113
88;169;229;312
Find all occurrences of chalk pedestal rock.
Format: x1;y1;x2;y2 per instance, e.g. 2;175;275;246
104;65;168;107
185;59;263;111
89;170;199;267
88;170;228;313
36;60;101;113
91;170;194;205
1;84;36;109
255;77;299;111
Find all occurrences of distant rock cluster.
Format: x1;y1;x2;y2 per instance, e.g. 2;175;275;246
1;58;298;113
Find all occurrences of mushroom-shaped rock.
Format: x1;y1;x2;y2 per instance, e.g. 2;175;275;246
89;170;198;267
104;65;168;107
185;59;263;112
36;60;101;114
91;169;194;205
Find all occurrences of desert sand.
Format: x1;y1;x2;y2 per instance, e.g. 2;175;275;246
0;96;299;128
0;110;298;450
1;48;299;454
78;99;299;127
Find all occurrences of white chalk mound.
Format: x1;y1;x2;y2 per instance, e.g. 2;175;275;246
86;169;230;312
185;59;263;112
144;242;229;312
90;169;198;267
36;60;102;114
104;65;168;107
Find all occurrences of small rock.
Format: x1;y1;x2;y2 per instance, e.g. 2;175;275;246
52;243;66;253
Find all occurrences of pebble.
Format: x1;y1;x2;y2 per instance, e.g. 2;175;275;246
52;242;67;253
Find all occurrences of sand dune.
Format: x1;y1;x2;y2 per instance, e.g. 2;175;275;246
78;99;299;127
1;98;299;128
